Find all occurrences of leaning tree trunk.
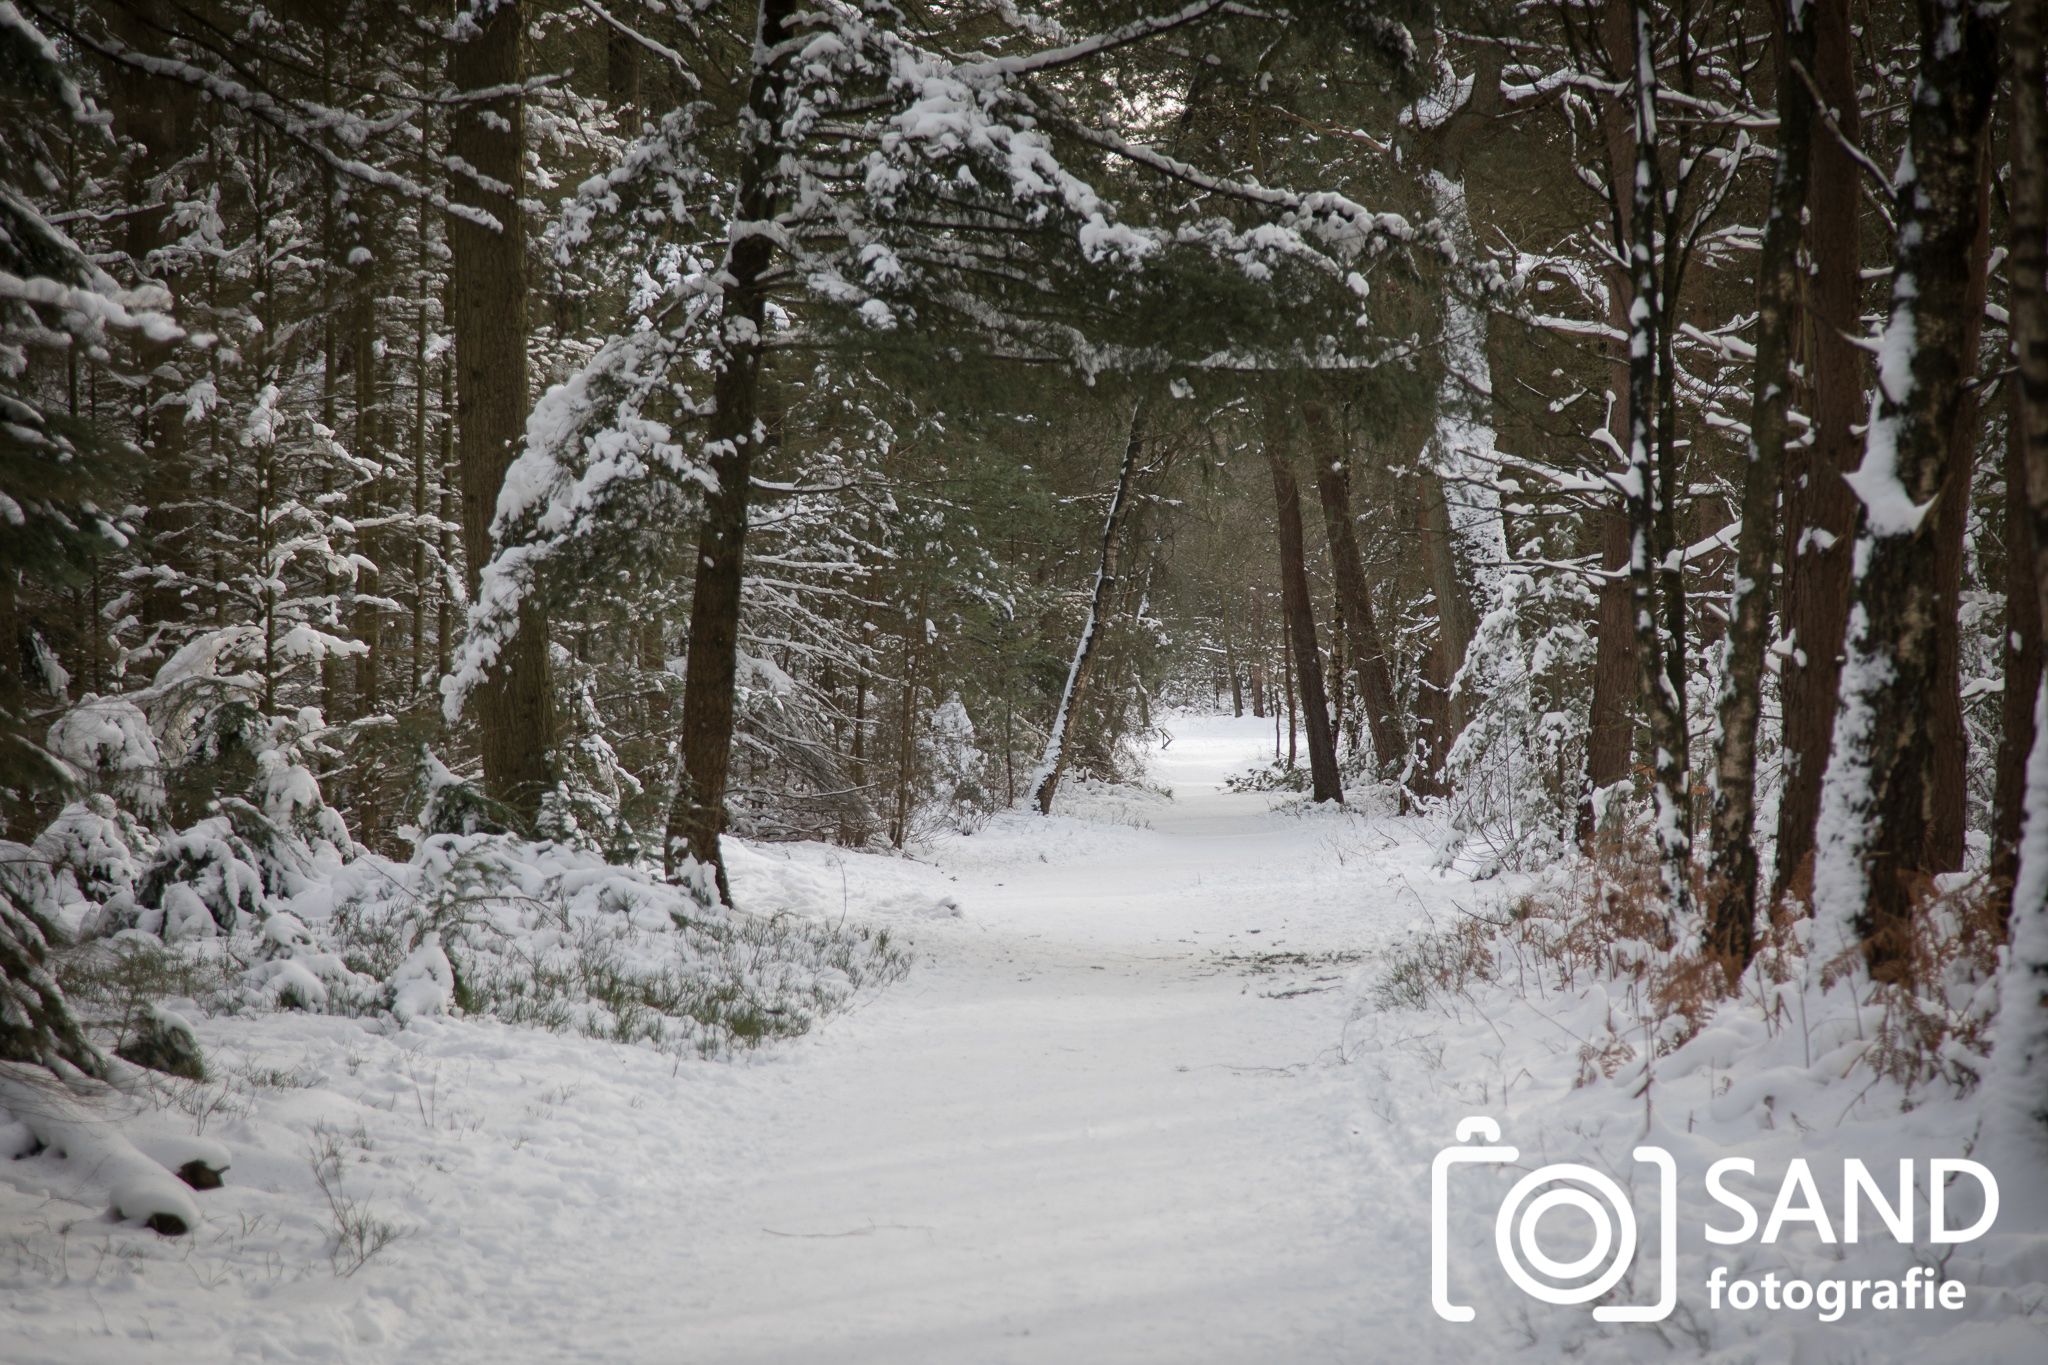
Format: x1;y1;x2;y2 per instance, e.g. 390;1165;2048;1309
1812;0;2000;985
450;0;557;826
1704;0;1817;975
1619;0;1691;917
663;0;798;898
1309;418;1407;782
1775;0;1866;901
1029;399;1147;814
1265;418;1342;805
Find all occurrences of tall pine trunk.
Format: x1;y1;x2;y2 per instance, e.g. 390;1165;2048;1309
1705;0;1817;974
1775;0;1866;899
1995;404;2042;903
1999;8;2048;917
1991;0;2048;1160
1927;141;1994;872
1579;0;1644;849
1813;0;2000;985
1309;413;1407;780
664;0;798;897
1265;414;1341;804
449;0;556;825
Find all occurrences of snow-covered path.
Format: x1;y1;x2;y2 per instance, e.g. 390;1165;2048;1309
18;712;2042;1364
517;712;1427;1363
4;713;1466;1365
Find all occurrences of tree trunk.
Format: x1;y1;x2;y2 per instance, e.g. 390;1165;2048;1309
1283;620;1297;767
607;21;640;127
1030;401;1146;813
663;0;798;897
1705;0;1817;975
449;0;557;825
1248;591;1266;718
410;211;431;703
1620;0;1691;914
1310;415;1407;779
1995;404;2042;904
1990;0;2048;1155
892;613;920;848
1579;0;1644;850
107;0;198;649
1265;419;1342;804
1813;0;2000;985
1775;0;1866;900
351;235;382;725
1222;599;1244;716
1927;140;1994;872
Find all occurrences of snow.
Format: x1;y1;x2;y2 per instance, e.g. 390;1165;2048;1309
4;715;2043;1362
387;934;454;1023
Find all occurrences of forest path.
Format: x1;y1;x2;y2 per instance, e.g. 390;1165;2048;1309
537;713;1444;1363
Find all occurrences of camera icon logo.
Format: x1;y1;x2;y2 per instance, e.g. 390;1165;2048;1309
1431;1116;1677;1323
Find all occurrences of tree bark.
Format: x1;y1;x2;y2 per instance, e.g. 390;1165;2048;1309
1417;466;1476;741
1619;0;1691;914
1815;0;2000;985
107;0;198;645
1265;413;1342;804
1995;403;2041;904
1309;412;1407;780
1775;0;1866;900
1248;591;1266;718
1222;598;1244;716
449;0;557;825
664;0;798;896
1579;0;1644;849
1705;0;1817;975
1991;0;2048;1146
1030;400;1146;814
1927;140;1994;872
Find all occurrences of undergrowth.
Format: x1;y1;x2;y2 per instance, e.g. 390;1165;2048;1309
1371;836;2005;1106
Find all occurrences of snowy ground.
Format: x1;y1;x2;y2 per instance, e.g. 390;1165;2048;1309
5;713;2045;1362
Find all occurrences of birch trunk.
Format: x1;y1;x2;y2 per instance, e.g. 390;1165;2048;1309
1029;400;1146;814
